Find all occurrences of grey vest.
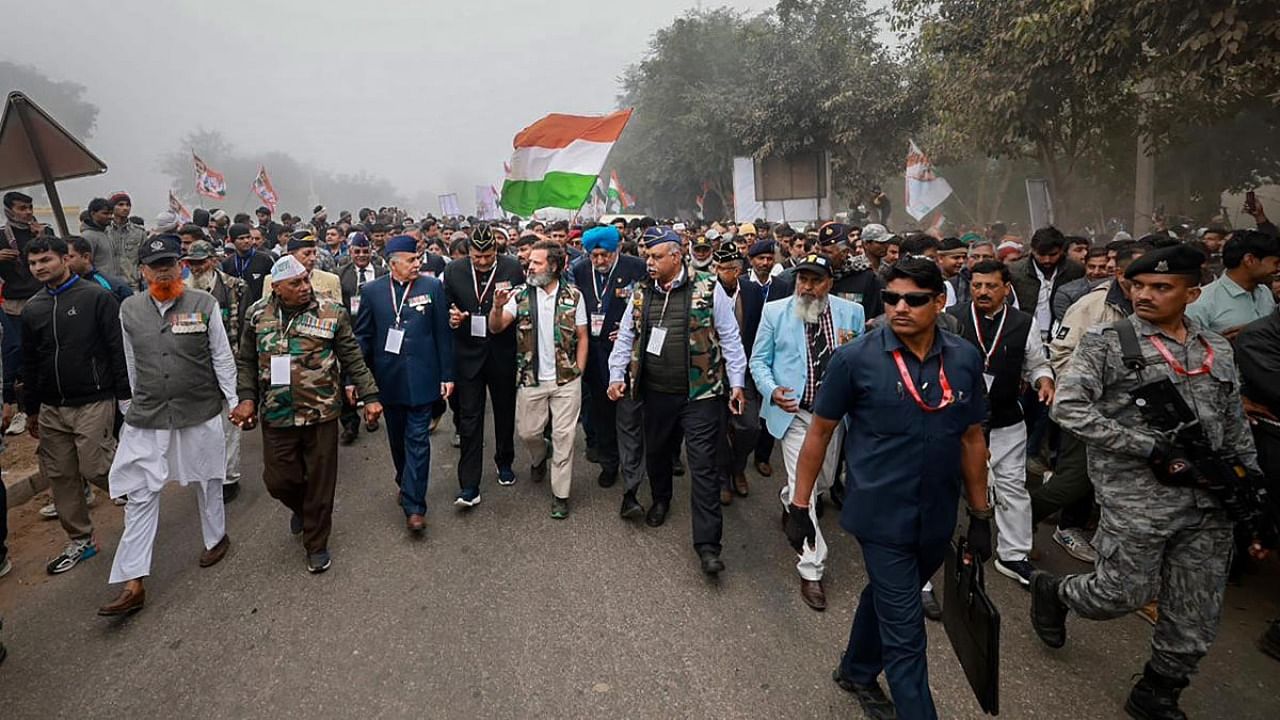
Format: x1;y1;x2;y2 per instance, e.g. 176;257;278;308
642;283;690;395
120;290;224;429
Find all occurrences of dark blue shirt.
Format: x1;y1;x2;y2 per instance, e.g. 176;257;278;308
814;324;987;545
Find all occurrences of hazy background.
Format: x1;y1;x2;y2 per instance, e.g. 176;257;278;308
3;0;849;218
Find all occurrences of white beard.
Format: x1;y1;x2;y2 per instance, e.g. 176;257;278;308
793;294;828;324
189;270;215;292
528;271;555;288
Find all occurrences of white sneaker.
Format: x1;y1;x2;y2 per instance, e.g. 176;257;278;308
0;555;12;578
6;412;26;435
1053;527;1099;564
37;485;94;520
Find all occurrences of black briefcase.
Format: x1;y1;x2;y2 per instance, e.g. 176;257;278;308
942;537;1000;715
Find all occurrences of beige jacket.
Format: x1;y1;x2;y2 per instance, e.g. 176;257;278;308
1048;280;1129;376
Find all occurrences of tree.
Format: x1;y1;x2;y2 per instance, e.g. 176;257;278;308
0;61;99;140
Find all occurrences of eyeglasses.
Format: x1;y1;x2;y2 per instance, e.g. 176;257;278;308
881;290;937;308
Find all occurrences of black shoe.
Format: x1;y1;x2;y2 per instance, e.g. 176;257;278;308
340;428;358;445
833;670;897;720
673;460;685;477
1261;619;1280;661
289;513;303;536
366;419;380;432
699;549;724;575
620;492;644;519
921;587;943;622
1030;571;1068;649
597;468;618;488
585;445;600;464
221;482;241;503
645;501;669;527
829;479;846;509
1124;664;1189;720
307;549;332;574
531;460;548;484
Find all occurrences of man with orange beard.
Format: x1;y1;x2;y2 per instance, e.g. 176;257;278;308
97;236;237;616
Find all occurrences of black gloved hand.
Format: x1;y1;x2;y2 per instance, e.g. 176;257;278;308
785;503;816;553
965;515;992;563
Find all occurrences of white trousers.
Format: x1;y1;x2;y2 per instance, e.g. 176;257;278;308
515;377;582;500
990;422;1032;562
108;481;225;584
223;415;241;486
778;409;844;581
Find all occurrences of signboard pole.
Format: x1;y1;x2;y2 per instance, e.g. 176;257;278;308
14;98;69;236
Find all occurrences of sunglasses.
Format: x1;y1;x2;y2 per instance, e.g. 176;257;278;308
881;290;937;308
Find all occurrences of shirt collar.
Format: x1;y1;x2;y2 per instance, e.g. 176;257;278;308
879;322;947;360
1218;273;1253;298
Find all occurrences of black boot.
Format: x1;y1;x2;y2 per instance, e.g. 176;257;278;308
1030;571;1068;648
1124;663;1188;720
1260;619;1280;661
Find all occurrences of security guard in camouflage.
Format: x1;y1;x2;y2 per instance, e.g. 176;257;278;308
1032;244;1263;720
232;255;381;574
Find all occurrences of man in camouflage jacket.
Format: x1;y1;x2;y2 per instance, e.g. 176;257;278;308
232;255;381;574
1031;245;1265;719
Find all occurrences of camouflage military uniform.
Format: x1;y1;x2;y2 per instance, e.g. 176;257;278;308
236;293;380;557
236;294;378;427
1050;313;1259;680
187;267;244;352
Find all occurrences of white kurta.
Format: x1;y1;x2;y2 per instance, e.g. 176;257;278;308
109;298;239;498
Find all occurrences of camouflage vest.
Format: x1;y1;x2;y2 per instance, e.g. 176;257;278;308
514;282;583;388
249;295;347;428
627;269;725;401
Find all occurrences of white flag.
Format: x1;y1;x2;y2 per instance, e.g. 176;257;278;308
904;140;953;221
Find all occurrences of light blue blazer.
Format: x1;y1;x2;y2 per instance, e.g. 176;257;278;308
750;294;865;439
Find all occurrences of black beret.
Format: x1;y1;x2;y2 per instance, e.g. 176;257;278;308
1123;244;1205;280
470;222;495;250
816;222;848;246
287;237;317;252
748;239;776;257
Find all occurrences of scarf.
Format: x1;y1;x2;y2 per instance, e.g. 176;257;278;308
837;252;870;278
4;206;30;231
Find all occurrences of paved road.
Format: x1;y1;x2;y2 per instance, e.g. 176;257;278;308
1;416;1277;719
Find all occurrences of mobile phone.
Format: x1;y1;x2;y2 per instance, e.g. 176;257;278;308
1245;191;1258;213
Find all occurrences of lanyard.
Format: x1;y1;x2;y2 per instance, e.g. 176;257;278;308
892;349;954;412
653;277;676;326
234;249;255;277
472;265;497;307
390;278;415;327
276;307;304;353
47;275;79;296
970;303;1008;370
592;258;618;306
1148;335;1214;376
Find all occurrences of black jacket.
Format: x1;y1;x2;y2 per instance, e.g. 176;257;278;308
1;222;54;302
442;254;525;380
1008;257;1084;320
571;254;648;388
221;249;276;308
20;276;131;414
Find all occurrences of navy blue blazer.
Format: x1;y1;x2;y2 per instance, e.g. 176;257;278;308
353;274;454;407
738;272;794;357
571;254;648;387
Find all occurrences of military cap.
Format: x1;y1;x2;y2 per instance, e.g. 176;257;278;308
792;254;834;278
384;235;418;256
185;240;217;261
816;223;848;246
138;235;181;265
861;223;890;244
692;235;714;250
286;236;316;252
348;232;370;248
712;246;743;264
1123;244;1205;280
470;222;495;250
641;227;680;248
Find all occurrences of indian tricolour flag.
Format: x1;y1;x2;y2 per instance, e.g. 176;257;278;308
500;109;632;217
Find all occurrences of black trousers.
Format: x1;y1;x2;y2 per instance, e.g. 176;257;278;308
1031;430;1094;529
455;353;517;492
643;389;723;553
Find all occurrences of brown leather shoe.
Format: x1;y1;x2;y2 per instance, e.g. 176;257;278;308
98;584;145;616
733;472;749;497
719;487;733;506
755;461;773;477
800;579;827;611
199;535;230;568
407;514;426;533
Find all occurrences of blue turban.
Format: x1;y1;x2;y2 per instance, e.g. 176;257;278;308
582;225;620;252
384;234;418;257
641;226;680;249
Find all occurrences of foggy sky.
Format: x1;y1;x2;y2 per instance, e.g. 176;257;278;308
8;0;888;218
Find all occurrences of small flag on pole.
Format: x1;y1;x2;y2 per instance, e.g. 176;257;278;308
169;191;192;224
608;170;634;211
193;152;227;200
905;140;952;221
500;110;633;217
251;166;279;212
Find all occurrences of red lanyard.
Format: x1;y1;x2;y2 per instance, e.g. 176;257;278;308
1148;335;1214;376
472;266;496;306
892;349;954;412
970;303;1007;370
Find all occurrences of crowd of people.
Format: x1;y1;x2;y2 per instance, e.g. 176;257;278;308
0;187;1278;720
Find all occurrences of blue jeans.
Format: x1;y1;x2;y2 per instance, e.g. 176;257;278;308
841;538;950;720
384;404;433;516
